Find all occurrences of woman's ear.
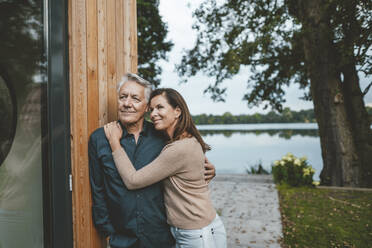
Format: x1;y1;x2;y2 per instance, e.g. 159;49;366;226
175;106;181;119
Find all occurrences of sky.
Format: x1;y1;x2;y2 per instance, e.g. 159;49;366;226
157;0;372;115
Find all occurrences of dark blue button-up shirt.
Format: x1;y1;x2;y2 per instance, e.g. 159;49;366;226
88;120;174;248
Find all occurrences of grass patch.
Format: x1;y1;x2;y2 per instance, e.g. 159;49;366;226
277;184;372;248
216;208;223;216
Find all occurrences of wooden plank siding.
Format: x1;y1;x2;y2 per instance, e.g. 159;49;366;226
68;0;138;247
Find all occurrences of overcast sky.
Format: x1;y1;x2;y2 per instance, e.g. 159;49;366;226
157;0;372;115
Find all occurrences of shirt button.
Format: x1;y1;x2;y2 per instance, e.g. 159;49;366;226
137;194;140;198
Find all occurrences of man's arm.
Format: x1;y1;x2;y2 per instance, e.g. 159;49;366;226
204;157;215;184
88;136;115;238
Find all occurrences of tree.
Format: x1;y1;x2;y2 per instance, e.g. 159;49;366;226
137;0;173;86
177;0;372;187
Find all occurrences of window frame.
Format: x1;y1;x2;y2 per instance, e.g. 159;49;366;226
43;0;73;247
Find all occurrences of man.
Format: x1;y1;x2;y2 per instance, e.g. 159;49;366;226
88;73;215;248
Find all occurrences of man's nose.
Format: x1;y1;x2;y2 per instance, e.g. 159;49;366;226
122;98;132;107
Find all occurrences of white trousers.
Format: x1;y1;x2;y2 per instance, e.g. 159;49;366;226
170;214;227;248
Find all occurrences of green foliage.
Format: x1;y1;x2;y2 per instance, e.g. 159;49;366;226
272;153;314;186
245;161;270;175
177;0;372;111
192;107;316;124
200;129;319;139
367;106;372;115
137;0;173;86
278;185;372;247
367;106;372;123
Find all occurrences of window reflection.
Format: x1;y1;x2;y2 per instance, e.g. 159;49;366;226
0;0;46;247
0;84;45;247
0;76;17;164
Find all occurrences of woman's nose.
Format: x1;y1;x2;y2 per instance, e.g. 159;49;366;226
150;109;157;119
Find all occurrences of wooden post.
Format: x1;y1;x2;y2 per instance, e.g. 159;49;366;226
68;0;137;247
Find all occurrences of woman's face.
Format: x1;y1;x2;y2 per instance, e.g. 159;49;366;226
149;94;181;136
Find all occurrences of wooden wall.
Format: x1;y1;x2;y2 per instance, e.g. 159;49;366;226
68;0;137;247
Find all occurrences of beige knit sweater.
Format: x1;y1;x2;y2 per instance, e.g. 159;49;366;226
112;137;216;229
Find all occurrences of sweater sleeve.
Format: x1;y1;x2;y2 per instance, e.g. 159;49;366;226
112;140;188;189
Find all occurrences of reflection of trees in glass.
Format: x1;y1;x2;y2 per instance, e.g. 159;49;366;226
0;1;45;246
0;0;45;100
0;76;16;164
200;129;319;139
0;0;45;166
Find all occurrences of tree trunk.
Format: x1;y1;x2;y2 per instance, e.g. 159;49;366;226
295;0;372;187
340;0;372;188
342;64;372;187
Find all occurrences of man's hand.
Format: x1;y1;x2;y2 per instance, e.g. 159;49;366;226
204;157;215;184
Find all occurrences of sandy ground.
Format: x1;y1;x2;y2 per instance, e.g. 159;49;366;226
209;174;283;248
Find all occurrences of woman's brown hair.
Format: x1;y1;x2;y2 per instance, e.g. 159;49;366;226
149;88;211;153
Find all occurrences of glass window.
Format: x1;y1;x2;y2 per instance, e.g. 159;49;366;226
0;76;16;164
0;0;46;247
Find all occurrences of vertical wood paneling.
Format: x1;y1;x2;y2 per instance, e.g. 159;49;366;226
107;0;117;122
123;0;131;73
98;0;108;126
69;0;137;247
87;0;99;134
70;0;89;246
86;0;105;247
116;0;125;85
130;0;138;72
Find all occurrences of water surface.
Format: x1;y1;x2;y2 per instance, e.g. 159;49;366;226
198;123;322;181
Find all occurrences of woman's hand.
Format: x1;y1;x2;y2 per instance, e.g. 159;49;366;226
104;121;123;152
204;157;216;184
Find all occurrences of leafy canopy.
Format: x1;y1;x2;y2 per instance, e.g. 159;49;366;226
177;0;372;111
137;0;173;87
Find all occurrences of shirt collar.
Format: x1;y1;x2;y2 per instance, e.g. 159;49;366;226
141;120;150;136
118;120;150;138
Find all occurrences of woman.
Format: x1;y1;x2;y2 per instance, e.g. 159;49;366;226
104;88;226;248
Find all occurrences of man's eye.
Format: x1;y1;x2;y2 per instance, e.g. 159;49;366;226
120;95;127;99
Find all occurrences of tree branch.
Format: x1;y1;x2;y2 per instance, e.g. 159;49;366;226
363;81;372;97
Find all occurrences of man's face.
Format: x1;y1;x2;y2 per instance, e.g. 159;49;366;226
117;81;148;126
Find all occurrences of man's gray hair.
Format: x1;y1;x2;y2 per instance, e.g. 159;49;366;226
117;73;154;102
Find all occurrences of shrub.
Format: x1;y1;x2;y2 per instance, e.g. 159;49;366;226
245;160;271;175
272;153;315;186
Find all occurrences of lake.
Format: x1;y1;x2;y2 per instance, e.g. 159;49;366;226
198;123;322;181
